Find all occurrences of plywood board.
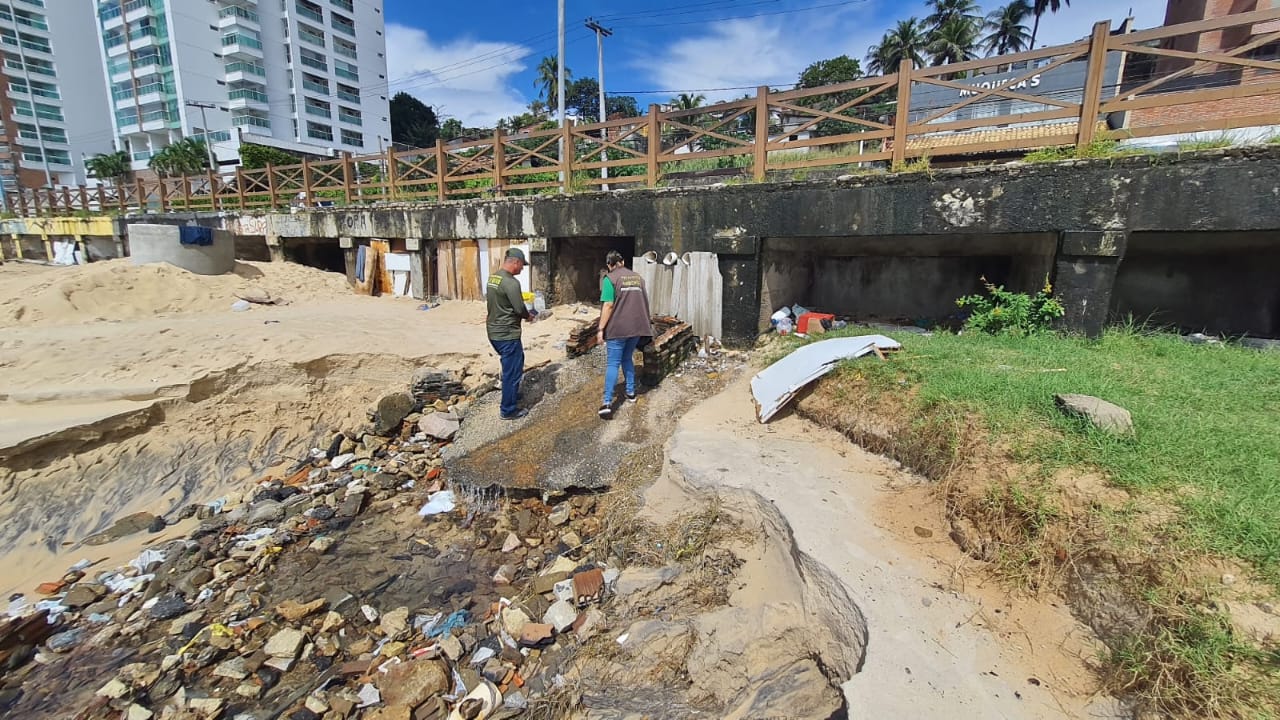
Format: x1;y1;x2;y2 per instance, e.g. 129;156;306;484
457;240;482;302
371;240;392;296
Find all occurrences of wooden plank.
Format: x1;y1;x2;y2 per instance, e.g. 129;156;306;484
371;239;392;296
892;59;912;167
1077;21;1113;148
754;85;769;182
458;239;482;302
1113;6;1280;45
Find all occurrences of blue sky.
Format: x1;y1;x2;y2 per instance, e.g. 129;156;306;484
382;0;1168;127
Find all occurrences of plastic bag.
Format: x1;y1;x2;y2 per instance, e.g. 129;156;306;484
418;490;456;517
776;318;793;335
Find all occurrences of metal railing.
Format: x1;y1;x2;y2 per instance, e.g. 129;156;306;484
9;10;1280;217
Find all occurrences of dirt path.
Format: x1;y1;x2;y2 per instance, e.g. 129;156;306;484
653;374;1127;718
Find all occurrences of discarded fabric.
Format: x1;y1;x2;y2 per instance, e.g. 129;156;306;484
427;609;469;638
178;226;213;246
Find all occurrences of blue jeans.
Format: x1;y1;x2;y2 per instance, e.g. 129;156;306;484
490;339;524;417
603;336;640;405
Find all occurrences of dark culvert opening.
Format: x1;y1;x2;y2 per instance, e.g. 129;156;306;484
550;236;636;305
1112;231;1280;338
759;234;1058;330
283;238;347;275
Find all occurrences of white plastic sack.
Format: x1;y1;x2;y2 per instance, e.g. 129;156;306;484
418;490;456;517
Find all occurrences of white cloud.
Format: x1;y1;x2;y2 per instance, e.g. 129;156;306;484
640;5;885;103
385;23;533;128
640;0;1171;101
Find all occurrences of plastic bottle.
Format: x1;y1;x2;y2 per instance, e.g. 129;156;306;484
533;290;547;313
776;317;793;335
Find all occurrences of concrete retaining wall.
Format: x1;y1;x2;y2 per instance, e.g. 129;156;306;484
128;224;235;275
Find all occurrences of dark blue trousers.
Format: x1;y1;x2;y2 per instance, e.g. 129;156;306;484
490;338;524;417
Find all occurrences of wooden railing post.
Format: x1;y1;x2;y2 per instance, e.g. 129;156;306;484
96;184;106;213
266;163;278;209
892;59;913;168
208;169;221;211
385;145;399;201
646;104;660;187
561;121;573;193
301;157;313;207
434;139;447;202
118;179;127;213
181;175;192;211
1077;20;1113;150
134;176;145;212
235;167;247;210
492;128;504;195
32;188;42;216
78;185;88;212
753;85;770;182
342;152;355;205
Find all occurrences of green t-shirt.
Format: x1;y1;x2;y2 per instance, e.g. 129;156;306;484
486;269;527;341
600;276;615;303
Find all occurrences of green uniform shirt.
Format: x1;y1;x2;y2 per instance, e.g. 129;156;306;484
486;269;528;341
600;276;616;303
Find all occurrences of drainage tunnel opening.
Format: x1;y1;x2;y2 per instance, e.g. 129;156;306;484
1112;231;1280;338
759;234;1057;331
283;238;347;275
551;236;636;305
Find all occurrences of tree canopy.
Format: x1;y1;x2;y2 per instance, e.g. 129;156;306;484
240;143;300;170
85;150;130;184
390;92;440;148
149;137;208;178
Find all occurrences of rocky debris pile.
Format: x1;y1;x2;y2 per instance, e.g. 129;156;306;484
0;377;652;720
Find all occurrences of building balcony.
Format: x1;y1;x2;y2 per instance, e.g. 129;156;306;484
217;5;259;30
221;34;264;60
228;89;269;110
232;114;271;130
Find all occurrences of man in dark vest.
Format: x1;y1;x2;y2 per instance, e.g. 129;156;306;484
486;248;536;420
596;250;652;419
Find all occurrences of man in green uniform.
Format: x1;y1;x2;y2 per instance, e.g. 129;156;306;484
597;250;652;418
486;248;537;419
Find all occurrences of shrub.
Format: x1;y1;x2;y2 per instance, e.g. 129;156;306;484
956;278;1065;336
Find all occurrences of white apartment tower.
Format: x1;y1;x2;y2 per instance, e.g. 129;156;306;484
0;0;115;190
95;0;391;171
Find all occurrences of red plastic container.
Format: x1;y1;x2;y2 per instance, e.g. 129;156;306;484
796;312;835;334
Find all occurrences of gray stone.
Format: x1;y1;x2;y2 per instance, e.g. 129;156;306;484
214;656;251;680
547;505;571;526
374;392;415;435
264;628;306;659
615;566;682;597
542;600;578;633
1054;394;1134;435
148;594;187;620
438;633;464;661
418;412;460;441
246;500;284;526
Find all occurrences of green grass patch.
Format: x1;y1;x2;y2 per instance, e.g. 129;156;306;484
797;326;1280;583
1022;138;1153;163
1177;133;1237;154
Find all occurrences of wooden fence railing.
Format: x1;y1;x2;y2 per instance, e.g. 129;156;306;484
9;9;1279;218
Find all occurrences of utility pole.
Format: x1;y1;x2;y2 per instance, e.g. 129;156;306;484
585;18;612;190
184;101;218;171
557;0;566;186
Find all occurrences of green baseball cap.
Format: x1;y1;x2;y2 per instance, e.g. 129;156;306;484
505;247;527;262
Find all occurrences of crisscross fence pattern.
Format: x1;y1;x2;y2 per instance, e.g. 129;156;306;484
8;9;1278;217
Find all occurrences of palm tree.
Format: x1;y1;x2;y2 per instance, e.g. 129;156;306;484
534;56;571;105
149;137;208;177
85;150;130;186
983;1;1033;57
1028;0;1070;49
866;18;929;75
925;0;981;33
670;93;705;110
929;15;981;68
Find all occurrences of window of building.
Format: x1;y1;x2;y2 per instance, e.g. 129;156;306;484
299;47;327;71
306;121;333;142
330;12;355;36
334;59;358;81
297;22;325;48
338;105;361;125
333;36;356;59
337;83;359;104
302;73;329;95
304;97;331;118
340;129;363;146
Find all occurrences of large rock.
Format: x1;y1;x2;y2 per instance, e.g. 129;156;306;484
1054;394;1133;435
378;658;449;710
374;392;415;435
418;413;460;441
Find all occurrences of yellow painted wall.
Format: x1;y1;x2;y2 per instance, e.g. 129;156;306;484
1;216;116;237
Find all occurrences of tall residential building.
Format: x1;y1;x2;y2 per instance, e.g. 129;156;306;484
95;0;391;172
0;0;115;191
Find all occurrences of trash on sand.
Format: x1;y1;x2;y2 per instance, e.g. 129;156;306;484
418;490;457;517
230;300;252;312
426;609;469;638
129;549;166;573
357;683;381;708
751;335;901;423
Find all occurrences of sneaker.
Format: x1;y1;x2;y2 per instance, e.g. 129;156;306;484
598;404;613;419
502;408;529;420
625;392;637;403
